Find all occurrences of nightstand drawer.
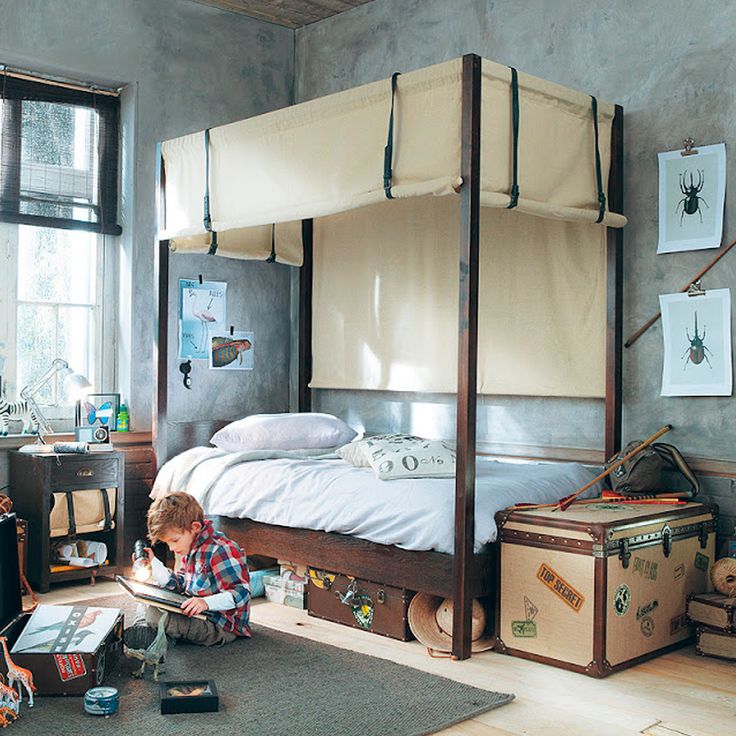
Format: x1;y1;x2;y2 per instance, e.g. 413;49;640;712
50;456;121;490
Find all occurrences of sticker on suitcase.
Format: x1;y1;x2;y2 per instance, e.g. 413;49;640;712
613;584;631;616
511;620;537;638
636;600;658;620
536;563;585;611
670;612;688;636
640;616;655;637
632;557;658;581
53;653;87;681
694;552;709;573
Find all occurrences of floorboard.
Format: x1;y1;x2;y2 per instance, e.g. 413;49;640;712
35;582;731;736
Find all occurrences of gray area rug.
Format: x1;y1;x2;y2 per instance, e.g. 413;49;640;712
7;594;513;735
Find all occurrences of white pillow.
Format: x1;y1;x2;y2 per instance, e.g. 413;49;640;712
211;413;357;452
338;434;455;480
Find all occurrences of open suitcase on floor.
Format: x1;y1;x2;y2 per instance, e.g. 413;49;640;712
495;501;717;677
0;512;124;695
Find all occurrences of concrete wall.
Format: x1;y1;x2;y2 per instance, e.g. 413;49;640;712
0;0;294;438
295;0;736;533
296;0;736;454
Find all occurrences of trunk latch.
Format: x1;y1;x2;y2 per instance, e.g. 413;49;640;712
698;522;709;549
619;538;631;569
662;524;673;558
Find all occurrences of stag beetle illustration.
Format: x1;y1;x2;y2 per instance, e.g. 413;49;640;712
676;169;709;225
682;311;714;369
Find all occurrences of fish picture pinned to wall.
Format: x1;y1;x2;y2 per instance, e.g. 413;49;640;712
659;288;732;396
208;331;254;371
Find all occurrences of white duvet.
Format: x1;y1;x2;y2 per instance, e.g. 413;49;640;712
151;448;601;554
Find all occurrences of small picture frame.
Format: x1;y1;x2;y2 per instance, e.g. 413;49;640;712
77;393;120;431
159;680;219;714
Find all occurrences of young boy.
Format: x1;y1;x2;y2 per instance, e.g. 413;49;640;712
126;492;251;647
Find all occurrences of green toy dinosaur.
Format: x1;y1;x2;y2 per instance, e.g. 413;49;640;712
124;612;169;682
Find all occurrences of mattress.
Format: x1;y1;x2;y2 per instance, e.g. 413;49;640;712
153;450;600;554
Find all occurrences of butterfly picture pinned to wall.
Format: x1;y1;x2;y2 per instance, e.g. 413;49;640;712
77;393;120;431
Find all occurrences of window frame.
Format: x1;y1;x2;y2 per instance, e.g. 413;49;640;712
0;221;116;426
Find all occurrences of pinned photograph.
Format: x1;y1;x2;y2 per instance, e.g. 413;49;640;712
659;288;732;396
208;330;254;371
657;143;726;254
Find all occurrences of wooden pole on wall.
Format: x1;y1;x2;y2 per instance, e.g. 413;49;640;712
452;53;482;661
153;144;169;474
298;219;314;413
604;105;624;460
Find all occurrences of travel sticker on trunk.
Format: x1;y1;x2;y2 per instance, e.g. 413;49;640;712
537;563;585;612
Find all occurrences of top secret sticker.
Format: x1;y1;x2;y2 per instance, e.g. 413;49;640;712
537;563;585;612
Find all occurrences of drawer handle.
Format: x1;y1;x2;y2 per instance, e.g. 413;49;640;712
76;468;94;478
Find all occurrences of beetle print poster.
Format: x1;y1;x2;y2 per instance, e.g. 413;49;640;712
659;289;732;396
208;330;254;371
657;143;726;254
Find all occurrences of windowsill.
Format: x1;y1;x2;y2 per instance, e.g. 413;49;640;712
0;430;151;450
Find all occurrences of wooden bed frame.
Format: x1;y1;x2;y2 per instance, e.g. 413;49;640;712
153;54;624;659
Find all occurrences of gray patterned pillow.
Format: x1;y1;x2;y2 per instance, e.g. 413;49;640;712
338;434;455;480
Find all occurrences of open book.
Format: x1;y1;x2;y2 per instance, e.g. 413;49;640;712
116;575;210;622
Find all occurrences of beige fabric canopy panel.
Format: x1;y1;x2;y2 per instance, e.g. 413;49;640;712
312;196;606;398
159;54;623;398
161;56;625;266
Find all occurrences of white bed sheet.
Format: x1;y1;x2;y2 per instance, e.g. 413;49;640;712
154;450;600;554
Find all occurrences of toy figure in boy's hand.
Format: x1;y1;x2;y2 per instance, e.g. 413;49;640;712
123;492;251;649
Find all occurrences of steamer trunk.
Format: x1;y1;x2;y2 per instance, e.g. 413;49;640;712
307;569;415;641
495;502;716;677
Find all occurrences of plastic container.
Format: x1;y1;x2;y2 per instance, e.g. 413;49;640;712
116;403;129;432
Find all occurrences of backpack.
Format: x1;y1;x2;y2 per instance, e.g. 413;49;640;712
605;441;699;497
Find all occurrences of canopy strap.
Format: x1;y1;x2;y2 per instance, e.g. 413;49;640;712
203;128;218;254
266;223;277;263
383;71;401;200
507;67;520;209
591;96;606;223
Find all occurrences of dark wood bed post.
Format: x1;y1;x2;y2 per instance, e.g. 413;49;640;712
153;144;169;475
604;105;624;460
452;53;482;661
298;219;314;413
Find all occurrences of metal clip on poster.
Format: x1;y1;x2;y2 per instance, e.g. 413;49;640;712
198;274;203;284
680;137;699;157
229;325;234;336
687;280;706;297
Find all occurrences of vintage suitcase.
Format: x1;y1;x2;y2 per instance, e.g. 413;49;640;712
0;511;124;696
307;568;415;641
696;626;736;661
688;592;736;632
495;501;717;677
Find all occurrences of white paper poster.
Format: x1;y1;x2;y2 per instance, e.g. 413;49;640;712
178;279;227;360
657;143;726;254
659;288;732;396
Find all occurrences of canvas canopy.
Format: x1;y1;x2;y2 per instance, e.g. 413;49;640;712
160;56;626;265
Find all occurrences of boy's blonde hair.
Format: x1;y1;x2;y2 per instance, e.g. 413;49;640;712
147;492;204;542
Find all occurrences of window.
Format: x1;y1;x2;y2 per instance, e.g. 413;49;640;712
0;70;119;429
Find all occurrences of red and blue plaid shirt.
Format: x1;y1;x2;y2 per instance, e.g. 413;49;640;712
164;520;251;636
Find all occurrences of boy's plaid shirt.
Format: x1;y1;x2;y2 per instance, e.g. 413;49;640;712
164;520;251;636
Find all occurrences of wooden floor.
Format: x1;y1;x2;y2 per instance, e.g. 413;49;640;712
42;581;733;736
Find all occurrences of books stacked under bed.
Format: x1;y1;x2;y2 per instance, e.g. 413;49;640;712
687;592;736;661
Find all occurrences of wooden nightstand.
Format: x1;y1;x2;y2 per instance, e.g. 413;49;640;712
9;450;125;593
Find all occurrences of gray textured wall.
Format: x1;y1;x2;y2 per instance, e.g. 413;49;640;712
296;0;736;463
0;0;294;437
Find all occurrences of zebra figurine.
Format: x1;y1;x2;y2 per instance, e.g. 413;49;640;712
0;391;41;436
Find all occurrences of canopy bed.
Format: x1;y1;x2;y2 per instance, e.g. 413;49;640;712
153;54;625;659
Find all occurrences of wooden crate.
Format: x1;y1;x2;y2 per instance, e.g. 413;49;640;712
495;502;717;677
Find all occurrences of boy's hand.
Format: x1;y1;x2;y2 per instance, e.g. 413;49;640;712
130;546;155;564
181;597;209;617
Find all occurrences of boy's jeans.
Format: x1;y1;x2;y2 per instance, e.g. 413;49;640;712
136;604;238;646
